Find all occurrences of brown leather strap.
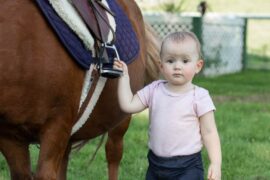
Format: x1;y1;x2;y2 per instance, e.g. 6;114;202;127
71;0;110;42
95;0;115;17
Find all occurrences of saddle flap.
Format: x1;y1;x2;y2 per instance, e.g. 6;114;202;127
72;0;110;42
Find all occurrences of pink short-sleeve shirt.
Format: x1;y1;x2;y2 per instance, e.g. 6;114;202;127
137;80;216;157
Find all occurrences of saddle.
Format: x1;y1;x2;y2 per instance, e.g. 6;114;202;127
71;0;122;78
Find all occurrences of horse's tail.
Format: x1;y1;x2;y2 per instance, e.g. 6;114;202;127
144;23;161;84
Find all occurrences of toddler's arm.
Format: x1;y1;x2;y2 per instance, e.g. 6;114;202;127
200;111;222;180
114;59;146;113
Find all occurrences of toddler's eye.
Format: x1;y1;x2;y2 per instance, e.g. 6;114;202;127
183;59;189;63
167;59;174;63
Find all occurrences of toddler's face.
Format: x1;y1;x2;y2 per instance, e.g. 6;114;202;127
160;38;203;86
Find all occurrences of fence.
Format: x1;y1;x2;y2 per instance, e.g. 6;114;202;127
243;15;270;70
144;13;247;76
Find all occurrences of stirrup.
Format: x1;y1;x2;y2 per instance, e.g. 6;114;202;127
99;43;123;78
100;67;123;78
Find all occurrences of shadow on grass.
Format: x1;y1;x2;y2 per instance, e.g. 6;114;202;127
247;53;270;70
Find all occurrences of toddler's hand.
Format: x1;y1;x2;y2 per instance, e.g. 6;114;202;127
113;59;128;76
207;163;221;180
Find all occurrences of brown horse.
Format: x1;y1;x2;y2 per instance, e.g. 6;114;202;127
0;0;160;180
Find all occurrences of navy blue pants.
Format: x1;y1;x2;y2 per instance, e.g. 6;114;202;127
146;150;204;180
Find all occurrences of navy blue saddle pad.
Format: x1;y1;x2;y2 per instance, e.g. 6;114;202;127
35;0;140;69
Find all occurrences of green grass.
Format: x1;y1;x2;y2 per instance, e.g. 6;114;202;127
196;69;270;96
1;69;270;179
247;54;270;70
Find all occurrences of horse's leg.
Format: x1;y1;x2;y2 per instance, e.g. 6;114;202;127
57;143;72;180
34;114;73;180
105;116;131;180
0;137;32;180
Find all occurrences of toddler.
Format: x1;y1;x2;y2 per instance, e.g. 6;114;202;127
114;31;222;180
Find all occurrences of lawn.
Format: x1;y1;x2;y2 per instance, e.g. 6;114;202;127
1;69;269;180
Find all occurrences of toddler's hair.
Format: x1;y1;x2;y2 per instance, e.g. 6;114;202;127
160;31;202;59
